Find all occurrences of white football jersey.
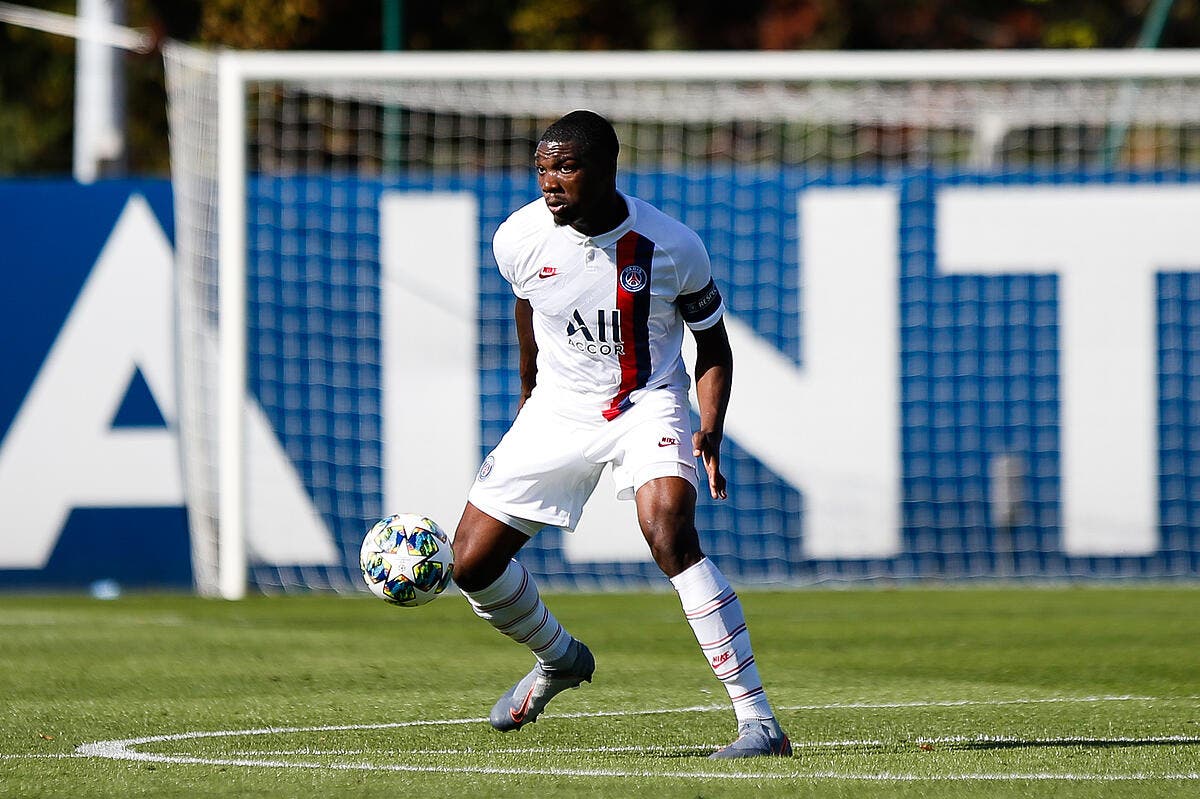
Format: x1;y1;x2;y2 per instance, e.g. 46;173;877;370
494;192;725;421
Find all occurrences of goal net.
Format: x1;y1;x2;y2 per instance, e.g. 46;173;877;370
163;44;1200;597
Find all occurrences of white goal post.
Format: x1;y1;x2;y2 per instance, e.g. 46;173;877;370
164;44;1200;598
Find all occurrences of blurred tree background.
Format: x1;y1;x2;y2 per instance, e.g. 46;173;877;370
1;0;1198;175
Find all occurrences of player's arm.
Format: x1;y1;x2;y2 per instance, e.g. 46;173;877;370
515;297;538;410
691;318;732;500
492;217;536;410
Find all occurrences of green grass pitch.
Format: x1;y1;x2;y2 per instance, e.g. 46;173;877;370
1;586;1198;797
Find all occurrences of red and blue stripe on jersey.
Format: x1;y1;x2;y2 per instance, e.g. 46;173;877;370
604;230;655;421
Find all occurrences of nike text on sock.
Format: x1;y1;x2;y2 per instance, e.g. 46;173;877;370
671;558;775;723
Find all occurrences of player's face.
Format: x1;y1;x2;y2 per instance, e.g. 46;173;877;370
535;140;611;228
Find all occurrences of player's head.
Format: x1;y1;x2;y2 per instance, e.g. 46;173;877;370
539;110;620;172
535;110;621;229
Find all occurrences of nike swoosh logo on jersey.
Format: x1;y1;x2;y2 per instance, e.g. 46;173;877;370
538;266;559;278
659;436;679;447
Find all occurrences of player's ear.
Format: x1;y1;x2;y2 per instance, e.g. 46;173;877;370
597;156;618;184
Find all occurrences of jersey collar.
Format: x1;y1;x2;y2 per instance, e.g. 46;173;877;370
557;192;637;249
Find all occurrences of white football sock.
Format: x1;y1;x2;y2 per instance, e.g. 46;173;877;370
671;557;775;723
463;559;575;668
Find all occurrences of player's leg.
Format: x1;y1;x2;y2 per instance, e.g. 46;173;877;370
607;387;787;754
456;394;602;731
453;502;595;732
635;476;791;759
454;501;577;668
451;501;529;591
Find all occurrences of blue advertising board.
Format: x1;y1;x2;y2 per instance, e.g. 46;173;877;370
0;180;190;589
2;171;1199;592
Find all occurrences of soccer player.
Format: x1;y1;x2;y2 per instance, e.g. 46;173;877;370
451;110;791;759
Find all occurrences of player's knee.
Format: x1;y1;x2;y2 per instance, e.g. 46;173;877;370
640;514;704;578
451;559;491;593
651;540;704;578
451;540;504;592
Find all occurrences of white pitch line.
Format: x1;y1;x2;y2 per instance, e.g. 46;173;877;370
228;742;884;757
60;749;1200;783
546;694;1192;722
9;747;1200;782
64;695;1200;782
776;694;1186;711
231;734;1200;759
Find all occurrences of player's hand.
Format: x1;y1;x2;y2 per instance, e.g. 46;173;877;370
516;386;535;413
693;430;727;500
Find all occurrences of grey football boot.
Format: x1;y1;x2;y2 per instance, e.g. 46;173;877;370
489;639;595;731
709;717;793;759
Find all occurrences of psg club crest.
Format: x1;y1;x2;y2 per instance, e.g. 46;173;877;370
477;455;495;481
619;265;648;292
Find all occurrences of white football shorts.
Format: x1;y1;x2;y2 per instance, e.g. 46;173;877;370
468;384;700;535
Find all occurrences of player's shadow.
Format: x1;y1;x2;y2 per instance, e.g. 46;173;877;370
943;737;1200;751
660;748;724;759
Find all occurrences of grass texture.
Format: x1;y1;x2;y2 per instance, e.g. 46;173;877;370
1;586;1198;797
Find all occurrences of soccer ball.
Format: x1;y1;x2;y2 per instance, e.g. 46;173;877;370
359;514;455;607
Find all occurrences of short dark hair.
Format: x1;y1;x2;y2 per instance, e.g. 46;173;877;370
539;110;619;168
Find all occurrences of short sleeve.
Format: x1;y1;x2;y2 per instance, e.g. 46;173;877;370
492;218;529;299
675;231;725;330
